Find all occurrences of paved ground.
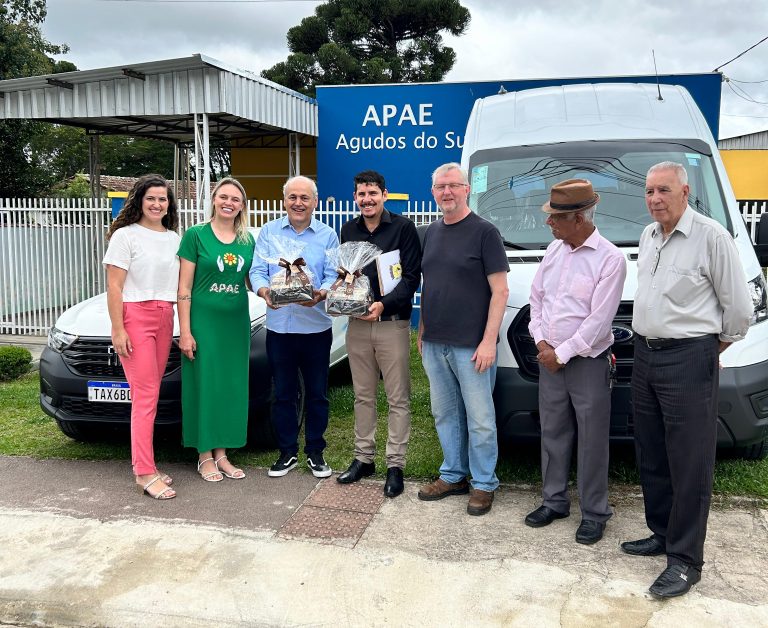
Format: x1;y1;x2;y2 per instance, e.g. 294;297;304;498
0;455;766;627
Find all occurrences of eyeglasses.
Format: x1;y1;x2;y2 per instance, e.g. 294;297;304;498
432;183;468;192
286;194;313;203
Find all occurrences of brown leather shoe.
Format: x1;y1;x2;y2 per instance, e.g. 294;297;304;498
417;477;470;501
467;489;494;516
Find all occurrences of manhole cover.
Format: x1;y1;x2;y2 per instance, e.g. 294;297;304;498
278;505;372;547
305;478;385;514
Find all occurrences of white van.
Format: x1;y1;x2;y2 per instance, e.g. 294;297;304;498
39;228;349;444
461;83;768;459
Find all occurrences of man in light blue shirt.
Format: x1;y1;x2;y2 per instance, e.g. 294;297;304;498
249;175;339;479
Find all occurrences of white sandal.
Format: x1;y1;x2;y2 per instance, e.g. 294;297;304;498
197;457;223;482
215;455;245;480
137;475;176;500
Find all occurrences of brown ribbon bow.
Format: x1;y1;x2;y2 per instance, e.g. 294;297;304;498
278;257;311;286
331;266;361;295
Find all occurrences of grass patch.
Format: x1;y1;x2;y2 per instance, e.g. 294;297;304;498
2;335;767;499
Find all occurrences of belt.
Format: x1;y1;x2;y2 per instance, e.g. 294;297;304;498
379;313;407;322
636;334;716;350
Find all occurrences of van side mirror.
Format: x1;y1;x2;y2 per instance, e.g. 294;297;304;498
755;213;768;267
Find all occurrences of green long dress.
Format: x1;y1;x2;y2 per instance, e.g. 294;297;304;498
178;222;254;452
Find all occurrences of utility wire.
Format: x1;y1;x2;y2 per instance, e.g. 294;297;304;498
713;35;768;72
726;80;768;106
730;77;768;84
722;112;768;118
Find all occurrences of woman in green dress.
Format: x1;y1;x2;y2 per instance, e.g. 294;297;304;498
177;177;254;482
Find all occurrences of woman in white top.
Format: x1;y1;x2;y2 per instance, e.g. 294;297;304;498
103;174;181;499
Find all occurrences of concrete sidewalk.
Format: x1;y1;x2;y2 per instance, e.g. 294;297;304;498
0;455;766;627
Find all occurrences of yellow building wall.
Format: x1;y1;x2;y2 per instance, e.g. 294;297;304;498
231;140;317;202
720;150;768;200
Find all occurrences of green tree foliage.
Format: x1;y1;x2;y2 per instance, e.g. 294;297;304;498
0;0;66;78
262;0;470;96
49;172;93;199
0;0;70;196
27;123;231;186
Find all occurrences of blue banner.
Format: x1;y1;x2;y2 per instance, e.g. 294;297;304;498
317;73;722;210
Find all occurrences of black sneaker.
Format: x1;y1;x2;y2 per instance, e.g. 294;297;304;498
306;452;332;478
268;453;298;477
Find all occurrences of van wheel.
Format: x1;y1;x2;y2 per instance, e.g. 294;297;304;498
733;438;768;461
55;419;100;442
248;373;306;449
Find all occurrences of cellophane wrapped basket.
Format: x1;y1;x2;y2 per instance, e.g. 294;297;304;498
325;241;382;317
257;235;315;306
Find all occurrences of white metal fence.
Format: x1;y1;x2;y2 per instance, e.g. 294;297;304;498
1;198;765;336
741;200;766;241
1;198;113;335
0;198;442;335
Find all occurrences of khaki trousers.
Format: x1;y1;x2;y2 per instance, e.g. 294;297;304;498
346;317;412;468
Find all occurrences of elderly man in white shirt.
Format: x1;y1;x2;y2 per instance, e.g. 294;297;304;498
623;161;752;599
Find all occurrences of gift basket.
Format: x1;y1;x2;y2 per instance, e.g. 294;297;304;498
325;241;382;317
257;235;315;306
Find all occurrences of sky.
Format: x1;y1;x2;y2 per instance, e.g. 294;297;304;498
41;0;768;139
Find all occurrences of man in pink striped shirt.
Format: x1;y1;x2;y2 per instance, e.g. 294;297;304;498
524;179;627;545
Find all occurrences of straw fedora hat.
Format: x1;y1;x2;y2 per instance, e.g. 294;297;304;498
542;179;600;214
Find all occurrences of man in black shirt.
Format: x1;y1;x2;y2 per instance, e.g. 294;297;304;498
417;162;509;516
336;170;422;498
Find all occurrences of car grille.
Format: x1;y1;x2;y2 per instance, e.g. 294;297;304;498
61;337;181;377
508;302;636;383
59;397;181;422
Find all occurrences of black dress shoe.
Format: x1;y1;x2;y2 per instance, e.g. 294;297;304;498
383;467;404;498
575;519;605;545
524;505;569;528
648;564;701;598
336;459;375;484
621;536;666;556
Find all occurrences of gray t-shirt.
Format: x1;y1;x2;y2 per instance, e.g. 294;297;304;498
421;212;509;347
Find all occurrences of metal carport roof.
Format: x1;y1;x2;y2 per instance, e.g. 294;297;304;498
0;53;318;204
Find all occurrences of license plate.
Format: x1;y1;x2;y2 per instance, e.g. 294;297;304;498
87;381;132;403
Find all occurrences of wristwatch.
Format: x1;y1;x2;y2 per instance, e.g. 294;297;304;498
555;354;563;365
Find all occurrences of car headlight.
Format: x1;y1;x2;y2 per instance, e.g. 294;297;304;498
748;273;767;325
47;327;78;353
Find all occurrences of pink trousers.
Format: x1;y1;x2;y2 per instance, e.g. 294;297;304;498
120;300;174;476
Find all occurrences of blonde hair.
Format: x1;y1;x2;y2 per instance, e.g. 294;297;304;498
209;177;251;244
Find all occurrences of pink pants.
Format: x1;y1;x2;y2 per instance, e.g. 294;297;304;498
120;300;174;476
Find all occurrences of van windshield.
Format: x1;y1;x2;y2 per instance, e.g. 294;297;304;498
467;139;732;248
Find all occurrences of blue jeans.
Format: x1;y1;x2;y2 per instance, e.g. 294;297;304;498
266;329;332;456
421;341;499;492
